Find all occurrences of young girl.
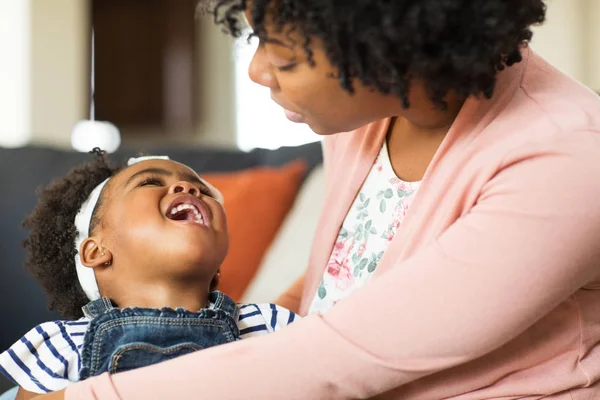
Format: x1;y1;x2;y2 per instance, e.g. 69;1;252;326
0;150;296;398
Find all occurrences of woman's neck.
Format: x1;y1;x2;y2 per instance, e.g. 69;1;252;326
384;86;466;182
399;83;465;132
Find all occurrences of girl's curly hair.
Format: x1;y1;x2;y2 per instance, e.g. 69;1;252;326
22;149;122;320
202;0;546;108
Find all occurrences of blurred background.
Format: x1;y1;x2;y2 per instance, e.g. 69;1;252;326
0;0;599;153
0;0;322;152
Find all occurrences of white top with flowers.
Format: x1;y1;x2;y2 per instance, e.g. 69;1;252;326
308;141;421;315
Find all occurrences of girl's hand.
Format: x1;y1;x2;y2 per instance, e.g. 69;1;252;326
31;390;65;400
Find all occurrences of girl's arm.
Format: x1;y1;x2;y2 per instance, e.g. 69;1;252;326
31;392;63;400
16;388;39;400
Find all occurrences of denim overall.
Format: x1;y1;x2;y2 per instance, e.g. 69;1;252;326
79;291;240;379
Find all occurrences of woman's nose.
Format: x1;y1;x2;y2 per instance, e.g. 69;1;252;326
169;181;199;196
248;47;278;89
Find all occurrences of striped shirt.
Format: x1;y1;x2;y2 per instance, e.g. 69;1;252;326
0;303;297;394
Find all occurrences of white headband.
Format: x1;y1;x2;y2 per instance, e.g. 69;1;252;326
74;155;223;301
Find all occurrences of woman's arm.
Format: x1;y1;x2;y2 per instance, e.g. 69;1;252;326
39;134;600;399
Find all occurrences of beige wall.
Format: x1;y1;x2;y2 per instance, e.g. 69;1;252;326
0;0;31;147
531;0;587;82
0;0;88;148
531;0;599;91
587;0;600;91
29;0;88;147
194;17;237;148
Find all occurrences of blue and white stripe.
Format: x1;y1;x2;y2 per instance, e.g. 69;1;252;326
0;304;296;394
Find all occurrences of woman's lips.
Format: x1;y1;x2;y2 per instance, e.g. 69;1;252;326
284;108;305;123
271;94;305;123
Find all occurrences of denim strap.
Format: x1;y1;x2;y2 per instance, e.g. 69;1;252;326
82;297;114;319
209;291;239;322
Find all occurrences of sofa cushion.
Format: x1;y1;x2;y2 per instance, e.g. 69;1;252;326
242;165;325;305
203;160;307;301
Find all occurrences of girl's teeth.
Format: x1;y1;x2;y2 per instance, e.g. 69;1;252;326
169;203;203;223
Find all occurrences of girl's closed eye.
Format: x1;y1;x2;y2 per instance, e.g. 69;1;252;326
139;175;212;197
199;185;213;197
138;177;163;187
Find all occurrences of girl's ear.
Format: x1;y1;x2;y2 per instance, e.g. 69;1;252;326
209;269;221;292
80;238;112;269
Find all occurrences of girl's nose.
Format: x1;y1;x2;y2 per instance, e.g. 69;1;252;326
169;181;199;196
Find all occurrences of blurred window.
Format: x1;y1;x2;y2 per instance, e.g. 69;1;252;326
234;36;321;151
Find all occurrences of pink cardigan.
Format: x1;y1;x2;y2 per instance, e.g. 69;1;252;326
66;48;600;399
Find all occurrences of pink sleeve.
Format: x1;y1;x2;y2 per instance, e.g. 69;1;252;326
65;134;600;399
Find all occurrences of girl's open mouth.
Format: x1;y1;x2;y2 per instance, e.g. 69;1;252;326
164;196;211;227
168;203;205;225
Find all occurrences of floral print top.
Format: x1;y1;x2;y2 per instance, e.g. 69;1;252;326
308;141;421;315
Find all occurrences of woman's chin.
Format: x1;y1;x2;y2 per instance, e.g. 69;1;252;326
307;123;346;136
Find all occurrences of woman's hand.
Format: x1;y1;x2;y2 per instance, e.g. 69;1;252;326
31;390;65;400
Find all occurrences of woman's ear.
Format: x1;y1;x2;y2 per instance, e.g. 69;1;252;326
80;238;113;268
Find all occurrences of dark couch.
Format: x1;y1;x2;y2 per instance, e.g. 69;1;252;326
0;142;322;393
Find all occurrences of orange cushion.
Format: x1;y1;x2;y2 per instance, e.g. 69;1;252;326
202;160;308;301
274;273;306;314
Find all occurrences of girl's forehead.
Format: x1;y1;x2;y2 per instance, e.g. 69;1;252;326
111;159;200;188
127;159;197;175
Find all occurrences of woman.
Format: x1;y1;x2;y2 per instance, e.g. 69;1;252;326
35;0;600;398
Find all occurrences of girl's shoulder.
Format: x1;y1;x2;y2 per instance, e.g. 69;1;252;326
236;303;299;338
0;318;90;394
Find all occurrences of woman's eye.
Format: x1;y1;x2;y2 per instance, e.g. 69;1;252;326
139;178;162;187
276;63;297;72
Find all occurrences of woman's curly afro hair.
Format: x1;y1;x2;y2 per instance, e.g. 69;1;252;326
202;0;546;108
22;149;122;320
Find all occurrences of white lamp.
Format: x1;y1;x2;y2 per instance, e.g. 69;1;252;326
71;120;120;153
71;28;121;153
